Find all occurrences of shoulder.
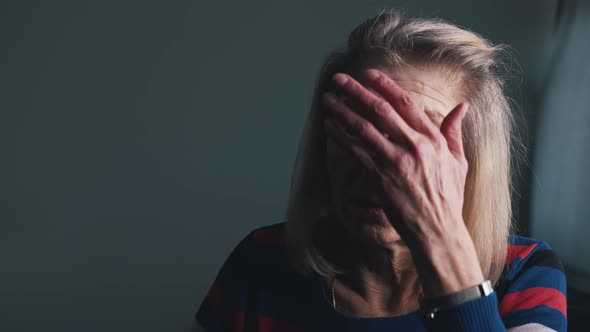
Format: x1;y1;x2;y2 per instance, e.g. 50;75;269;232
196;223;318;331
248;221;287;247
503;235;565;283
236;222;288;266
217;222;290;284
496;235;567;331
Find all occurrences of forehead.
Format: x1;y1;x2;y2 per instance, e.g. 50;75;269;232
376;64;462;118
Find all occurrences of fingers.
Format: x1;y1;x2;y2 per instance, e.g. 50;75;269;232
323;117;379;175
330;73;419;146
440;102;469;161
362;69;440;139
322;92;406;162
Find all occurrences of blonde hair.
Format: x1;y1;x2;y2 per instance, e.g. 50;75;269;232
284;10;516;286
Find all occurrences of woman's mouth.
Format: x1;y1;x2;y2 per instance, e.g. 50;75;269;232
347;198;380;207
346;200;384;214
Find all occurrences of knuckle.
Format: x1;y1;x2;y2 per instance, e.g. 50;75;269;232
410;137;429;154
401;93;415;108
372;99;391;115
355;120;372;135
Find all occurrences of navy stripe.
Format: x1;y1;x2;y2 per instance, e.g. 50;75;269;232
508;235;540;246
503;242;554;281
519;249;564;272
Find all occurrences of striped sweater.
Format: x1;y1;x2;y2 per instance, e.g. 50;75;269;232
195;222;567;331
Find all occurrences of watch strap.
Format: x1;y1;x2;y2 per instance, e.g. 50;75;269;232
419;280;494;319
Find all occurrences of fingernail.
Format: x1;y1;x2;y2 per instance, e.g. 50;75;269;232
365;69;380;81
333;74;348;86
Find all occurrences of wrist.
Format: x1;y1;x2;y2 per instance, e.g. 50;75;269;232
409;226;485;297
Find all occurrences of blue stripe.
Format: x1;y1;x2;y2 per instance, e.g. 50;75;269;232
503;266;566;295
503;305;566;331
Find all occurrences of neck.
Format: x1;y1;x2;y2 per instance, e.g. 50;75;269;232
314;218;422;317
333;243;421;317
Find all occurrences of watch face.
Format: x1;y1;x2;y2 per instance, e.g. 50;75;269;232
481;280;494;296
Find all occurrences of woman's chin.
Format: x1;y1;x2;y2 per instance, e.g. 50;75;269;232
341;206;404;246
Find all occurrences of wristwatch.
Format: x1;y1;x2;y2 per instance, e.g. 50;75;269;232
419;280;494;320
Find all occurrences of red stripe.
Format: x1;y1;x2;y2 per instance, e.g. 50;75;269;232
236;312;245;332
258;316;308;332
506;244;538;265
207;281;308;331
207;280;230;314
499;287;567;318
206;281;245;331
252;228;284;245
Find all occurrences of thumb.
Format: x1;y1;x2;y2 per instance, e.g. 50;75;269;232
440;102;468;159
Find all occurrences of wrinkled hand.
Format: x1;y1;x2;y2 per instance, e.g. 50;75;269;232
322;69;468;242
322;69;483;296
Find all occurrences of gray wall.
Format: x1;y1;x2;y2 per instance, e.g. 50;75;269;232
0;1;559;331
530;1;590;293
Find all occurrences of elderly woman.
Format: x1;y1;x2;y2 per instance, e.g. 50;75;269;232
193;11;567;331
